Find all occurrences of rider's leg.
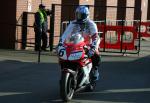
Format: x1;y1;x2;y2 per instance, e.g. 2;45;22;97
91;53;101;81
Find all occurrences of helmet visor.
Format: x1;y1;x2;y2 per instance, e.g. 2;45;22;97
76;12;87;21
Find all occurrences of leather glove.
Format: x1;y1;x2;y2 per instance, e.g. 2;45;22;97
56;39;63;55
88;49;95;58
58;42;63;47
58;39;63;46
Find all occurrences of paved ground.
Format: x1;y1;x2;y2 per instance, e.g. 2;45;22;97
0;40;150;103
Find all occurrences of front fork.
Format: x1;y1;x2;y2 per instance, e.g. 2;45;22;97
61;68;78;89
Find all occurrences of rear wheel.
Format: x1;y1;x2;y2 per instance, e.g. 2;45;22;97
60;72;74;102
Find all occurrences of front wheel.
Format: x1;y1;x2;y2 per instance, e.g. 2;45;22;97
60;72;74;102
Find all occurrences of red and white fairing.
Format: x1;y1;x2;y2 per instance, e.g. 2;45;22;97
58;33;92;86
58;33;91;63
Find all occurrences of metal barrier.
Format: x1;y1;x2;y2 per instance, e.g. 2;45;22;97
16;12;36;50
139;21;150;37
97;21;139;50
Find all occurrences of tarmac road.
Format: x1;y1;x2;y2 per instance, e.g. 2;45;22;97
0;41;150;103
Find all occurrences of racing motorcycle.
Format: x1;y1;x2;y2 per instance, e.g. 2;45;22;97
57;33;96;102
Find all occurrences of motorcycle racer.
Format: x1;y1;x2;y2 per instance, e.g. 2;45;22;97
58;6;101;81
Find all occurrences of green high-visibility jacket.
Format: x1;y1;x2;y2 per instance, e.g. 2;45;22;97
34;9;47;29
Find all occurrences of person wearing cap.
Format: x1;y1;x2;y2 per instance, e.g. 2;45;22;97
34;4;51;51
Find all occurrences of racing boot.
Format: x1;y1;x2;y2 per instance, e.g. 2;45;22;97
93;66;100;81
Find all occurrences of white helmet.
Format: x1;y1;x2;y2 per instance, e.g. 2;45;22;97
75;6;89;22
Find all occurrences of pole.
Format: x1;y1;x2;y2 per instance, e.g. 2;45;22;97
22;12;27;50
38;48;41;63
50;4;55;51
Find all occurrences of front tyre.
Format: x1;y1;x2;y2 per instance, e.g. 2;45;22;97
60;72;74;102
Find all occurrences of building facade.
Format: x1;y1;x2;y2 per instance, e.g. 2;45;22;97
0;0;149;49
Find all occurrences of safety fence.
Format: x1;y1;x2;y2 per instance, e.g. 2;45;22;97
15;4;150;55
16;12;36;49
140;21;150;37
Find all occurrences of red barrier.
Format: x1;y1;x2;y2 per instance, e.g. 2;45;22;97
139;22;150;37
97;24;137;50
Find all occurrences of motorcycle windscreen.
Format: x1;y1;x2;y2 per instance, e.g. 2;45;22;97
65;33;84;44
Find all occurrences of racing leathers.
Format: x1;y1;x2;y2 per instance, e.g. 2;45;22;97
59;19;101;80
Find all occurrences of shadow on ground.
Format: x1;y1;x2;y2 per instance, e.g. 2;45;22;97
0;60;60;103
0;55;150;103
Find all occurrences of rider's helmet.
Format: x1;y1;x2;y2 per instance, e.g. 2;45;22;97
75;6;89;22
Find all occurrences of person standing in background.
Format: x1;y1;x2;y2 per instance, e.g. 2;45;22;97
34;4;51;51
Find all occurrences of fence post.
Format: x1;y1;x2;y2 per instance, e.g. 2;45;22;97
138;8;142;55
50;4;55;51
103;19;106;52
21;12;28;50
120;19;124;53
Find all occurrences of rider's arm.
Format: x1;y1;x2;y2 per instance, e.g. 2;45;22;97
89;21;100;51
